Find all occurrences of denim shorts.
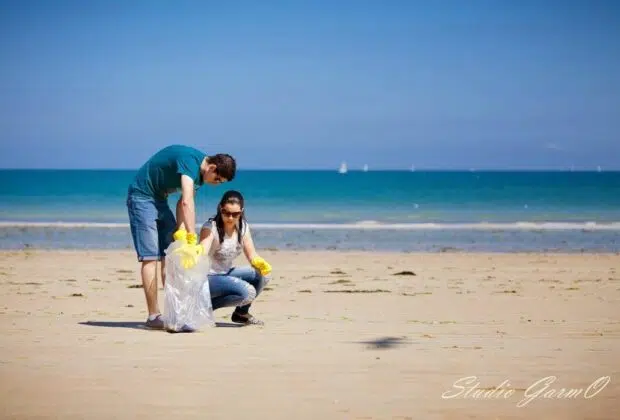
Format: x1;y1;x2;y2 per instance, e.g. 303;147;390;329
126;194;176;261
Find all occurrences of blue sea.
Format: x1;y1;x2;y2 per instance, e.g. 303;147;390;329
1;169;619;252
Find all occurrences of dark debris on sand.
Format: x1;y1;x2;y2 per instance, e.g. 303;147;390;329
359;336;409;350
324;289;391;294
393;270;416;276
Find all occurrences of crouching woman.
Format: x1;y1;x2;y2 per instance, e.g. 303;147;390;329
199;190;272;326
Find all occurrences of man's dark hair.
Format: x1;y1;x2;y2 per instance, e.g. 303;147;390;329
208;153;236;181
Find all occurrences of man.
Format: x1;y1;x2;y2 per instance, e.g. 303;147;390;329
126;145;236;329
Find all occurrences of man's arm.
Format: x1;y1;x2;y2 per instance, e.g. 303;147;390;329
179;174;197;235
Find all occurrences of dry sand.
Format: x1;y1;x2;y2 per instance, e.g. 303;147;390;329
0;249;619;420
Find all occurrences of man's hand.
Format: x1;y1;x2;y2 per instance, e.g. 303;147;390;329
172;242;205;270
251;256;272;276
173;228;188;243
172;229;204;269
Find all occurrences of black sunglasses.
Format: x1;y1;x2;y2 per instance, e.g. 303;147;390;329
221;209;242;218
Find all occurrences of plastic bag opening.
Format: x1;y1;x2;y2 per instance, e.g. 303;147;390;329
162;241;215;333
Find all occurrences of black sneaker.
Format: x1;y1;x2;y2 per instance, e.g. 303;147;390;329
231;311;264;326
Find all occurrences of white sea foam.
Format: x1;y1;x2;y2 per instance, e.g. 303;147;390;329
0;222;128;228
252;222;620;230
1;221;619;231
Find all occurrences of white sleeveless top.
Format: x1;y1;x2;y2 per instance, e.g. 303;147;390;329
202;219;249;274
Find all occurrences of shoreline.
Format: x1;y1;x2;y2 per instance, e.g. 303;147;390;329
2;220;620;228
2;248;620;257
2;221;620;254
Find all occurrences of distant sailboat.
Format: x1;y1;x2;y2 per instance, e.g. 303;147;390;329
597;165;602;172
363;164;369;172
338;162;348;174
410;164;416;172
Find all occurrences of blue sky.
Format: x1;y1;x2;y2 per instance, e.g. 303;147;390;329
1;0;619;170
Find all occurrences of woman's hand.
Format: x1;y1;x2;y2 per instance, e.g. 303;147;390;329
251;256;272;276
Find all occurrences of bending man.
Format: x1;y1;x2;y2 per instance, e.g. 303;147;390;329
126;144;236;329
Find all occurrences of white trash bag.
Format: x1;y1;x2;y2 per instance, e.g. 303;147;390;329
162;240;215;333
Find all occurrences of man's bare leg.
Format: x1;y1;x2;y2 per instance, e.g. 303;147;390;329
141;260;160;316
160;258;166;288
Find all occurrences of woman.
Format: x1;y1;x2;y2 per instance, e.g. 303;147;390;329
198;190;272;325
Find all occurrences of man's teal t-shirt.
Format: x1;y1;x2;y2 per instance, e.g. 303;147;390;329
129;145;207;200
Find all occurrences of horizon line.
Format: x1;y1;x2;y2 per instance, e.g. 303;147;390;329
0;167;617;172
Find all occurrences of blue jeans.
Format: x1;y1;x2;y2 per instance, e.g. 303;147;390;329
126;193;176;261
207;266;268;314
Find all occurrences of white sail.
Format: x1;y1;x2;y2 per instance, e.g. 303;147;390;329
338;162;348;174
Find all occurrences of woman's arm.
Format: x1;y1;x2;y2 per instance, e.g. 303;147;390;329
242;228;259;262
199;226;214;255
243;227;272;275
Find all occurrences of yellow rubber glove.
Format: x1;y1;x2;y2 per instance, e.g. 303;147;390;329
173;228;188;243
187;232;198;245
251;256;272;276
173;244;205;269
172;231;204;270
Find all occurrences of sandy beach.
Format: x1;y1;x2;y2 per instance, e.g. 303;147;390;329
1;249;618;419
